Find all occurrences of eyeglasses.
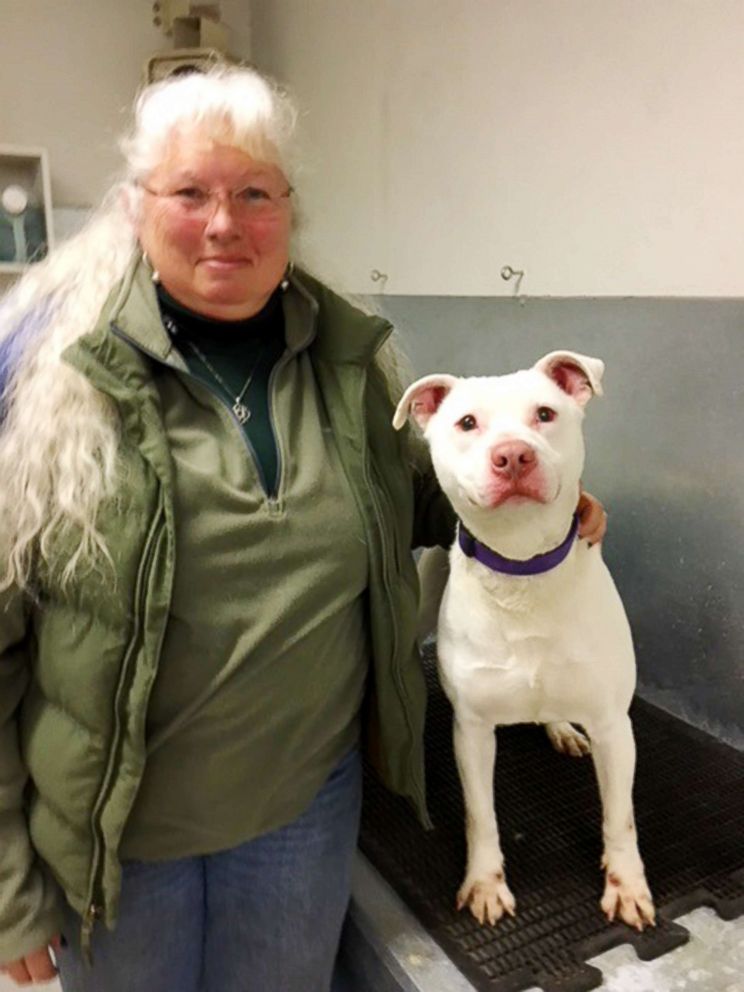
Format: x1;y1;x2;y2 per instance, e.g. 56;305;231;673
140;182;293;220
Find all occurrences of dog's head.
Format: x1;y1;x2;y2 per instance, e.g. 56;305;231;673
394;351;604;527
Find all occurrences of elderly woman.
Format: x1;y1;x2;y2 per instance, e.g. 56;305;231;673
0;67;605;991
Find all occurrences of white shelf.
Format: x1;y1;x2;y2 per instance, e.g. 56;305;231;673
0;143;54;271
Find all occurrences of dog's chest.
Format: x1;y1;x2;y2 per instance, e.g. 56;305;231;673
439;554;605;723
444;623;590;721
447;552;580;645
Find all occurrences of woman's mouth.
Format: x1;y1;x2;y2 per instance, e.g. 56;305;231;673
200;257;251;271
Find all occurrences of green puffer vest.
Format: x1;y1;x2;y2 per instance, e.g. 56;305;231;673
3;258;453;957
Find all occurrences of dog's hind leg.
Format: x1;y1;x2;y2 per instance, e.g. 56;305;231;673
545;721;591;756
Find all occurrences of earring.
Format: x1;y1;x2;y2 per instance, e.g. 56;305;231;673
280;261;294;291
143;250;160;284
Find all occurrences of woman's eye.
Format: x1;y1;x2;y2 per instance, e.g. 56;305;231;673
537;406;557;423
457;414;478;431
238;186;271;203
175;187;208;203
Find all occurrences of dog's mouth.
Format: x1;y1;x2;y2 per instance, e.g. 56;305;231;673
485;477;553;507
463;486;550;510
454;460;560;512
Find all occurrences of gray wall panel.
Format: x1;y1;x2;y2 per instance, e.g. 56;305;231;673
375;296;744;747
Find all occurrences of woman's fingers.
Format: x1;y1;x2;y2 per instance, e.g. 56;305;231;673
1;943;59;986
576;489;607;546
2;958;32;985
26;944;59;982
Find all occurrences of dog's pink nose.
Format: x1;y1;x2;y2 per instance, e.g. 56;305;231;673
490;441;537;479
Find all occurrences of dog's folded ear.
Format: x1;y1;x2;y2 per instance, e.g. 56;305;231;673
534;351;605;407
393;374;460;431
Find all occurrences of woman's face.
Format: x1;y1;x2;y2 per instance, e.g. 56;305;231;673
137;129;292;320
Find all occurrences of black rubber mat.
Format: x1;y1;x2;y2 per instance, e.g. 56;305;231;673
359;644;744;992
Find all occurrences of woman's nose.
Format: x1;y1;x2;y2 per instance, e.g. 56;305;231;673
204;195;241;238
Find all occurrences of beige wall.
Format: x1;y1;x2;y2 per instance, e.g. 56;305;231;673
0;0;252;208
251;0;744;297
3;1;742;294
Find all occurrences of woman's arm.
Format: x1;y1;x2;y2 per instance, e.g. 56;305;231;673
407;428;457;550
0;587;63;974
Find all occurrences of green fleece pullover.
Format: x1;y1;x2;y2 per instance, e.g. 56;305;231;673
121;278;370;858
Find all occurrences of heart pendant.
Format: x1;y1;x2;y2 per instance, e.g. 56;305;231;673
233;402;251;424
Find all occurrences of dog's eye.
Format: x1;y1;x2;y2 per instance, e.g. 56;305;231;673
457;414;478;432
537;406;557;423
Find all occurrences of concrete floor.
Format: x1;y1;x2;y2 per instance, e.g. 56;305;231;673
587;906;744;992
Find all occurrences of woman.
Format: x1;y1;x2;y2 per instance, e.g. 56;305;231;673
0;67;605;991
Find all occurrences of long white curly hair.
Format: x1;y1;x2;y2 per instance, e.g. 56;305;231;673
0;66;297;590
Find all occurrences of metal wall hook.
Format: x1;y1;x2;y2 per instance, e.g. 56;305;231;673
500;265;525;299
370;269;389;293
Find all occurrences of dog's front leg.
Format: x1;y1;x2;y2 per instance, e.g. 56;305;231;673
588;714;655;930
453;714;516;924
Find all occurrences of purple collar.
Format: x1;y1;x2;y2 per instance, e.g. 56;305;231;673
458;513;579;576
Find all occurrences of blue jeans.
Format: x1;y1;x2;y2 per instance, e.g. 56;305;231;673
56;748;362;992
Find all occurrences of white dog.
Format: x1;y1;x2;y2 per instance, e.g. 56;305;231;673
394;351;655;931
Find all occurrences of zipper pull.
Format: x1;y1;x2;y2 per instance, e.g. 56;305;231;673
81;902;102;966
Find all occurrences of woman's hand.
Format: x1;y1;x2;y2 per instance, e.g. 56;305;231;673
0;936;61;986
576;489;607;546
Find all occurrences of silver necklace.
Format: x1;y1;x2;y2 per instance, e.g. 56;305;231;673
162;314;265;425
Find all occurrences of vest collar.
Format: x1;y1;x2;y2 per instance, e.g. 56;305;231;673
287;268;393;366
64;254;393;388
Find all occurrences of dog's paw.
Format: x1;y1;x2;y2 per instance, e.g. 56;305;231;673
457;871;516;926
545;721;591;757
600;861;656;931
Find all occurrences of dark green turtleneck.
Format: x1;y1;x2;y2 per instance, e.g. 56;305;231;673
157;284;286;496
